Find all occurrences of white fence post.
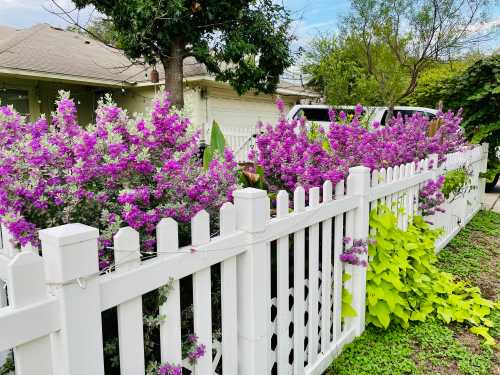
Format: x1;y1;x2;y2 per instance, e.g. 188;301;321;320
8;252;53;375
479;143;489;207
39;223;105;375
346;166;370;335
234;188;270;375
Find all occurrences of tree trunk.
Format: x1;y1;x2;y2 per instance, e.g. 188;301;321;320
161;40;184;108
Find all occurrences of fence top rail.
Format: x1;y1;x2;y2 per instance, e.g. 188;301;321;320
99;182;359;311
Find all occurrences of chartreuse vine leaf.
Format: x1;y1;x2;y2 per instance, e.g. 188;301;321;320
366;205;497;345
341;273;357;318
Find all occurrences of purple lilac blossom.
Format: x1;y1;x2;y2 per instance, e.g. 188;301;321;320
0;91;237;264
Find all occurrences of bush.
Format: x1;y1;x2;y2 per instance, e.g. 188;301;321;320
0;91;237;264
250;100;466;193
367;206;496;345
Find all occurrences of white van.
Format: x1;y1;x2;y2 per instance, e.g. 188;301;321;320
287;105;438;128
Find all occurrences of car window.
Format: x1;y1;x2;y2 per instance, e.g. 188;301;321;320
382;109;435;126
294;108;331;122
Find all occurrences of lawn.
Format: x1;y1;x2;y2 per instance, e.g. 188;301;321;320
327;210;500;375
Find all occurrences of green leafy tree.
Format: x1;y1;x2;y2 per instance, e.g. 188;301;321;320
70;0;294;108
446;55;500;189
304;35;404;106
305;0;489;114
407;54;499;188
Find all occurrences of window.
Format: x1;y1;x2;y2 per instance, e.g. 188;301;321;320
0;89;29;116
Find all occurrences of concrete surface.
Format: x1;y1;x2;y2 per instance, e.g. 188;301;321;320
482;181;500;213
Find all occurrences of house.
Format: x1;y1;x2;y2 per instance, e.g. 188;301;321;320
0;24;318;134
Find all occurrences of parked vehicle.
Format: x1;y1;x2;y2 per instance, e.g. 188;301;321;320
287;104;438;128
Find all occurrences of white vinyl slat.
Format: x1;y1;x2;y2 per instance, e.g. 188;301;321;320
293;187;305;375
308;187;320;363
220;203;238;375
191;210;213;375
320;181;333;352
276;190;291;375
332;181;344;341
114;227;145;375
157;218;182;365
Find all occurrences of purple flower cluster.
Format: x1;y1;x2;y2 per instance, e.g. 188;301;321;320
251;101;466;193
419;176;446;217
248;102;347;193
185;333;206;364
339;237;368;267
158;363;182;375
0;91;237;261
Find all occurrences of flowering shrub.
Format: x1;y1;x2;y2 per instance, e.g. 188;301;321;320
248;102;346;193
418;176;446;217
0;91;237;263
250;100;466;193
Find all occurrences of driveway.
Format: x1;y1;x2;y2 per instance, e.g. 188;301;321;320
483;181;500;213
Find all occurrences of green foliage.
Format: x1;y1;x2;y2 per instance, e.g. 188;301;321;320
303;36;391;106
404;60;471;107
305;0;488;106
367;206;496;344
203;121;226;170
342;273;358;318
327;320;495;375
0;352;14;375
72;0;293;104
410;55;500;182
441;167;473;200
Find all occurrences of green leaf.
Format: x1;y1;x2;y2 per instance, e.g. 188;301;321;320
469;326;496;346
209;120;226;156
203;121;227;170
370;301;391;328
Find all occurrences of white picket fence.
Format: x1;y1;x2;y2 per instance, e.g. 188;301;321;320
204;125;257;162
0;144;488;375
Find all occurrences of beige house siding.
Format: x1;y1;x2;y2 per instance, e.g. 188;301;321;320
1;76;300;133
118;83;298;132
0;76;96;124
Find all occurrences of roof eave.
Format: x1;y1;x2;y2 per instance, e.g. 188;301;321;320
0;67;135;88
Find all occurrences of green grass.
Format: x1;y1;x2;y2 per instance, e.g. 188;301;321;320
327;210;500;375
328;321;494;375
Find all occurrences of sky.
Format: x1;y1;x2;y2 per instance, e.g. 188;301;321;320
0;0;499;52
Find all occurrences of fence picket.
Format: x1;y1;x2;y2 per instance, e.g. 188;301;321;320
308;187;320;364
191;210;213;375
332;181;344;341
293;186;306;375
386;167;394;210
276;190;291;375
320;181;333;352
157;218;182;366
220;203;238;375
114;227;145;375
8;253;52;375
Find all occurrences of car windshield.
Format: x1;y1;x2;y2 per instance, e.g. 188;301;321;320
294;107;366;122
294;108;331;122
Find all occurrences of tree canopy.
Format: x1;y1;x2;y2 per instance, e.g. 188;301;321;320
304;0;490;110
72;0;294;107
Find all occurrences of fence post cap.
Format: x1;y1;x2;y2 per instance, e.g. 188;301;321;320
40;224;100;283
39;223;99;247
348;165;371;174
233;187;267;200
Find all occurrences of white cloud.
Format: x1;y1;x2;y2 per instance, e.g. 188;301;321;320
467;17;500;34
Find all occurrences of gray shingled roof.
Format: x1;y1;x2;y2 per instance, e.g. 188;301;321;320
0;23;317;97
